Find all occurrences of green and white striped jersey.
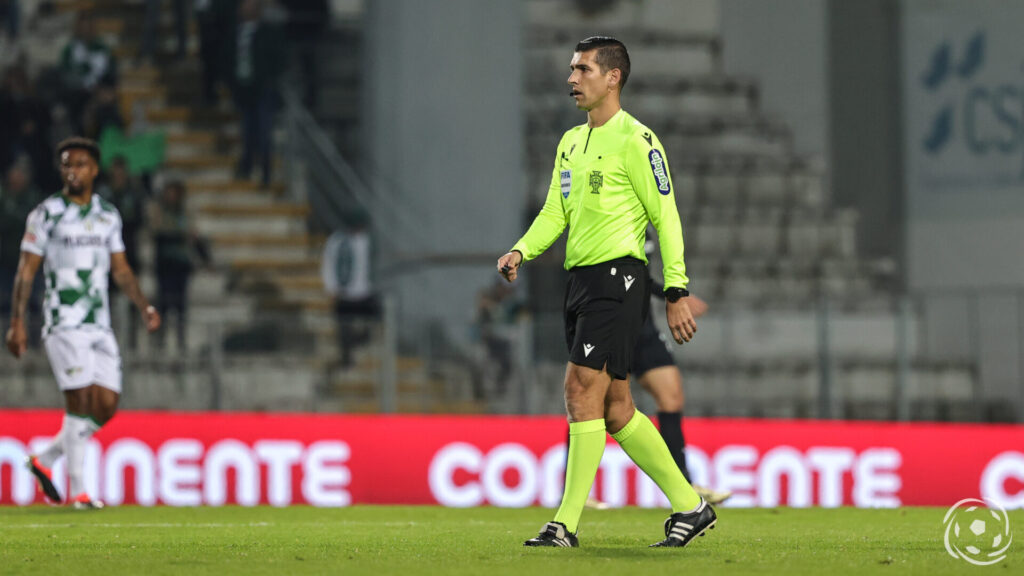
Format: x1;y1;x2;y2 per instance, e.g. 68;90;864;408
20;193;125;335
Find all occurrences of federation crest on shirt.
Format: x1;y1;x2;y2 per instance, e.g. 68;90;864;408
589;170;603;194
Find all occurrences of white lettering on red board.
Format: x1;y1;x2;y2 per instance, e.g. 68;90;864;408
428;443;904;508
0;437;350;506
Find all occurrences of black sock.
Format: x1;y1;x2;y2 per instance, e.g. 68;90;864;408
657;411;691;481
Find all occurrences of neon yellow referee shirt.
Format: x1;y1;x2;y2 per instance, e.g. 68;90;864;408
512;109;689;289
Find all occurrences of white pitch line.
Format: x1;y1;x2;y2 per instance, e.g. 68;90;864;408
2;520;428;530
2;522;274;529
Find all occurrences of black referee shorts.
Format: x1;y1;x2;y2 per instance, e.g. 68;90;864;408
631;312;675;377
564;257;649;380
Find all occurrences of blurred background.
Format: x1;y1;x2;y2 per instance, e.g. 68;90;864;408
0;0;1021;423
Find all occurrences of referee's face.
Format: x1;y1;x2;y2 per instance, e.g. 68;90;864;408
568;50;615;111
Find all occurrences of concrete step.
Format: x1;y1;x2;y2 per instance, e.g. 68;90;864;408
112;40;199;61
197;205;311;236
93;15;197;39
118;84;167;112
188;189;280;208
120;66;161;87
185;179;285;194
234;272;327;305
230;257;320;274
211;239;320;264
259;297;332;314
165;131;238;156
201;204;310;218
147;107;236;131
274;274;325;293
164;155;236;171
189;269;231;302
166;142;238;159
196;211;308;237
209;233;324;248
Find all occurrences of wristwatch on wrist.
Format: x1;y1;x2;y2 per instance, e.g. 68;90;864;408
664;287;689;303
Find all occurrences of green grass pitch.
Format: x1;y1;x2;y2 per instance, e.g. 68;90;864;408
1;506;1021;575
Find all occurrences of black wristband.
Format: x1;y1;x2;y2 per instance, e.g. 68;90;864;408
664;287;689;302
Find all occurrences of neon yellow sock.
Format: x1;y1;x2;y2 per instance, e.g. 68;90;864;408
612;410;701;513
553;419;606;534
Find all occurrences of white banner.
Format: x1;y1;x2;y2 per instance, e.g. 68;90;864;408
903;0;1024;288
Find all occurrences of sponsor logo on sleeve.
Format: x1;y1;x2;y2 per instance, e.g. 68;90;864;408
648;149;671;194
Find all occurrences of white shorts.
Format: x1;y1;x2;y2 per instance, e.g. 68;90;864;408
43;329;122;393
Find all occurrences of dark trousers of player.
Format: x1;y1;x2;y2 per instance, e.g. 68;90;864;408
334;296;380;367
237;89;276;186
156;269;189;351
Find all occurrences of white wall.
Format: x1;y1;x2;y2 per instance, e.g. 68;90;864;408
903;0;1024;289
720;0;829;162
364;0;525;346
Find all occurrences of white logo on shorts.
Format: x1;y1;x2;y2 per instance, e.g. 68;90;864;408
583;343;595;357
943;498;1013;566
624;275;635;291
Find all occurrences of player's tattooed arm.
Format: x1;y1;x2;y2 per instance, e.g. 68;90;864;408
110;252;161;332
5;252;42;357
9;252;41;324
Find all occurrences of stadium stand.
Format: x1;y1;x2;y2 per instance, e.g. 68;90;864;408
520;0;976;420
0;0;982;420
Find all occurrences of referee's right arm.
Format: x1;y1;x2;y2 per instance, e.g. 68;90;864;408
498;145;568;282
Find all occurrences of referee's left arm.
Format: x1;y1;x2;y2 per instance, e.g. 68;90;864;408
628;130;696;343
626;130;688;291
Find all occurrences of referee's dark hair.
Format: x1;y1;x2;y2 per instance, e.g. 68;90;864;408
575;36;630;89
56;136;101;165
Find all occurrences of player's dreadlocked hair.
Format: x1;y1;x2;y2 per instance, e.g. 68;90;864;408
56;136;101;164
575;36;630;89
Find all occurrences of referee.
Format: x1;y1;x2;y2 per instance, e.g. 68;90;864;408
498;37;716;548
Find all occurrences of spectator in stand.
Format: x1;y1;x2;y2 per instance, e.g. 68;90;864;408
59;12;117;134
195;0;237;105
472;277;523;399
0;61;57;192
82;78;124;140
140;0;188;64
283;0;327;109
0;158;41;324
149;179;205;351
99;156;147;271
321;214;378;368
1;0;20;40
227;0;285;187
98;156;148;347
